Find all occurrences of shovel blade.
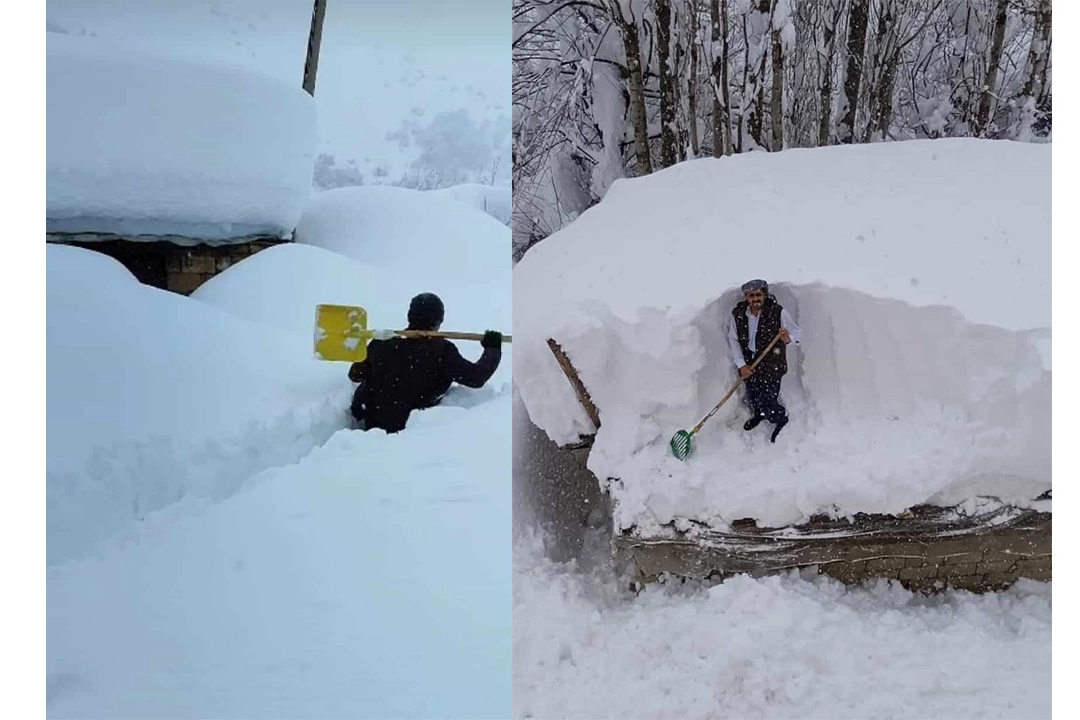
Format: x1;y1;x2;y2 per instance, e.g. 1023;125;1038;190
670;430;693;461
315;304;369;362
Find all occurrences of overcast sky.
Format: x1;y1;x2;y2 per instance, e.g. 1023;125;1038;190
46;0;509;184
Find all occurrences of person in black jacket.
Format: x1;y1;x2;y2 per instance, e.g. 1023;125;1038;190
348;293;503;433
726;279;801;442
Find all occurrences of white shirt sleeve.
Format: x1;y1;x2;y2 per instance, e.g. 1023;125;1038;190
728;314;746;369
781;307;802;345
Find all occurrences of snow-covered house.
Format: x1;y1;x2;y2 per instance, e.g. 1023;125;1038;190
47;35;317;294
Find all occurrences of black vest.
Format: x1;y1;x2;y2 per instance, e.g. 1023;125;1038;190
733;296;788;378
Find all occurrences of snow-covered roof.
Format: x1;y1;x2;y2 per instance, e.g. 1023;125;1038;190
46;35;317;245
513;139;1050;532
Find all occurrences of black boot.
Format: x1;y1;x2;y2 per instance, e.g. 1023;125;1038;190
744;416;764;431
770;417;788;443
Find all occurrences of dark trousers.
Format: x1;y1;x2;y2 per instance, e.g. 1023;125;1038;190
745;375;787;425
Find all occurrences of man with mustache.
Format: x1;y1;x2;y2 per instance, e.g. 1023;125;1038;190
726;279;801;443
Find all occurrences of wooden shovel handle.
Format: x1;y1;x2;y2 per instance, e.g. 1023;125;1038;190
690;331;784;435
390;330;512;343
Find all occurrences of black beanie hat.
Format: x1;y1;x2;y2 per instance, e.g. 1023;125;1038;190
407;293;445;330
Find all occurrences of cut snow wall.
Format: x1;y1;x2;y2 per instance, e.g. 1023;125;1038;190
520;283;1049;533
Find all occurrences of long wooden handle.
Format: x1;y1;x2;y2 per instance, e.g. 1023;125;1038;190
690;331;784;435
391;330;512;342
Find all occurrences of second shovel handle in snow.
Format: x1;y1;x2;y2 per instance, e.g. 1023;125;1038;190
689;331;784;435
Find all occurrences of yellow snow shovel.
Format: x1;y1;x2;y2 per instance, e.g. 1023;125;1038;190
314;303;512;363
669;331;785;461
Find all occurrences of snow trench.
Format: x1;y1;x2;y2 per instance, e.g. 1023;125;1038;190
46;395;353;567
519;283;1050;535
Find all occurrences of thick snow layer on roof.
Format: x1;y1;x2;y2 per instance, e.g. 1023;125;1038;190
46;34;317;244
512;139;1050;531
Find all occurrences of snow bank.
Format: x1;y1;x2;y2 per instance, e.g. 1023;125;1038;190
192;243;410;337
47;245;349;565
48;396;511;719
513;539;1051;719
46;34;317;243
429;183;512;226
294;185;511;334
192;242;511;388
513;139;1050;531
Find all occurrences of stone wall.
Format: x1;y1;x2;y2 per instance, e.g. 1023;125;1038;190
614;503;1051;593
162;240;282;295
47;234;285;295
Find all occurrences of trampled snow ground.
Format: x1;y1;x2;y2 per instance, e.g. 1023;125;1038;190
512;532;1051;720
513;139;1051;533
49;395;511;719
47;183;512;716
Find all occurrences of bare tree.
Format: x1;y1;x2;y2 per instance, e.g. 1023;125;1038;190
838;0;869;144
770;0;785;151
817;0;843;146
688;0;700;157
709;0;732;156
657;0;679;166
975;0;1010;136
610;0;654;174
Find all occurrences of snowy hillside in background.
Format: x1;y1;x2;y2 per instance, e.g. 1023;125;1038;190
47;33;317;242
513;139;1051;533
48;190;511;715
46;0;509;190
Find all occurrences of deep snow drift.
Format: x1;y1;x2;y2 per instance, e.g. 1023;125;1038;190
49;393;511;719
513;139;1050;533
47;245;349;566
48;174;511;717
46;34;317;242
512;534;1051;719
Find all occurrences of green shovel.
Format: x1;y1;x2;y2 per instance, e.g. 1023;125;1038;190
670;331;785;461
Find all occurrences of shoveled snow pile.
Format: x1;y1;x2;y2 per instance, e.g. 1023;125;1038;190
46;244;349;566
512;535;1051;719
296;185;509;278
429;183;512;226
47;34;317;243
513;139;1050;533
294;185;511;333
192;242;511;389
192;243;410;337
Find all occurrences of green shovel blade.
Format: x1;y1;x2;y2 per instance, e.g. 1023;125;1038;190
670;429;693;461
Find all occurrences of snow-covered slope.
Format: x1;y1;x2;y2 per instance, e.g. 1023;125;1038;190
513;139;1051;532
48;397;510;719
429;183;512;225
46;245;349;566
47;34;317;242
191;243;409;337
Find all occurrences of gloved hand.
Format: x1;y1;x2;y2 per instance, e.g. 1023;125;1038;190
482;330;503;349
